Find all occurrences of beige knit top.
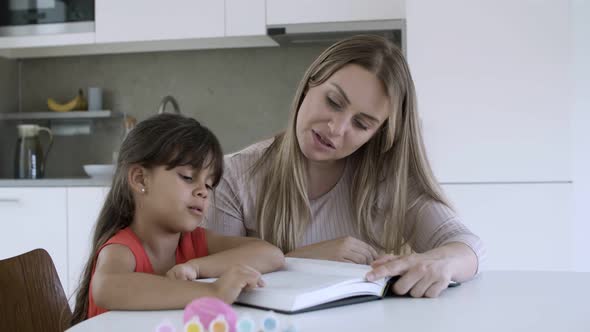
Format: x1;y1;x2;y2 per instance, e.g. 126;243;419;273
205;140;485;270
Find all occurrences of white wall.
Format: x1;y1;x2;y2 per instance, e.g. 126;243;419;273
407;0;571;183
406;0;581;271
572;0;590;272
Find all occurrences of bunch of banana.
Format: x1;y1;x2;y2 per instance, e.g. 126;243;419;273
47;89;88;112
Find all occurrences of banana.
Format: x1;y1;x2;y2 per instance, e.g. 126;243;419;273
47;89;88;112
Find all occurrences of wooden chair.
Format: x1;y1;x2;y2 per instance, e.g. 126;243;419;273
0;249;72;332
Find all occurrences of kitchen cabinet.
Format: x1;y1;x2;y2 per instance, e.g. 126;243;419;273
266;0;404;26
0;188;68;291
1;0;274;58
0;32;95;50
407;0;572;183
0;186;108;304
95;0;224;43
442;183;574;271
66;187;109;301
226;0;266;37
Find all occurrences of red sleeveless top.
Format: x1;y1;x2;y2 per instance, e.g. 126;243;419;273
87;227;208;319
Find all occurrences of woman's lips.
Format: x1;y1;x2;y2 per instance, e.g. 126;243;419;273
312;129;335;149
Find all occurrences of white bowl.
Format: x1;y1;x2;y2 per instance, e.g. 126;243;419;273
83;164;115;180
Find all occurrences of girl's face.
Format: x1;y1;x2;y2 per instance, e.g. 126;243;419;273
142;164;214;233
296;64;391;164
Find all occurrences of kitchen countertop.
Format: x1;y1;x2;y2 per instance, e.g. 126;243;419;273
0;178;111;187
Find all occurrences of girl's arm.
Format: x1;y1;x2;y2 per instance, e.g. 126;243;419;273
92;244;262;309
184;230;285;278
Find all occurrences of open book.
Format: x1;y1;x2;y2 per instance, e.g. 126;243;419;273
197;257;393;314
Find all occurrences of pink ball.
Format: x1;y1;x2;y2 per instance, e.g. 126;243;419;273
184;297;237;332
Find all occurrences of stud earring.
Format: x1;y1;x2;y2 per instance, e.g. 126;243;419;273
141;188;146;193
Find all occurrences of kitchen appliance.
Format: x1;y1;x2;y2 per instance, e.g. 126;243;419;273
267;20;405;51
0;0;94;37
14;124;53;179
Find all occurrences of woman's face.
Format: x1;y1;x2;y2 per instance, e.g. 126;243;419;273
296;64;391;163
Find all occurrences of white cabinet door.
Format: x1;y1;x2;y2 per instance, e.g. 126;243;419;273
96;0;224;43
407;0;572;182
67;187;109;301
0;188;68;291
226;0;266;36
442;183;574;271
267;0;404;25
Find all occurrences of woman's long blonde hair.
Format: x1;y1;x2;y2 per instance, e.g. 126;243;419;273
253;35;450;254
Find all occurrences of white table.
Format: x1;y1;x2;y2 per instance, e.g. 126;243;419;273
67;271;590;332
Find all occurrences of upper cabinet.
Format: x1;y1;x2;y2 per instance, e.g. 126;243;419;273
266;0;405;25
226;0;266;36
0;1;406;57
0;0;273;58
95;0;224;43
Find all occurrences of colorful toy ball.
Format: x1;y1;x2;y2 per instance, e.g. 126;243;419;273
261;312;280;332
184;297;237;332
236;315;256;332
209;314;230;332
184;317;205;332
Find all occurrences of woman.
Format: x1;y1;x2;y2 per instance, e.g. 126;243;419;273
207;35;484;298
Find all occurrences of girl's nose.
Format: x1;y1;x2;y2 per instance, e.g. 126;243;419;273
193;184;208;199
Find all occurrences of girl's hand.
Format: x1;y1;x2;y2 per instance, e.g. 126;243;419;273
365;253;454;298
166;263;199;281
286;236;379;265
212;264;265;303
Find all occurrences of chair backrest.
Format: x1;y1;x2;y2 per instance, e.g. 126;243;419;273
0;249;72;332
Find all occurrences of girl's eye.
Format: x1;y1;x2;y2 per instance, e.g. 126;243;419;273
205;184;214;191
179;174;193;182
354;119;368;130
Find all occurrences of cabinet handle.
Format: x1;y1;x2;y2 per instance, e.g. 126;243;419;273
0;198;20;203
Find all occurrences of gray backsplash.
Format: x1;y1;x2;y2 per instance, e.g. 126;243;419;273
1;45;326;178
0;57;18;178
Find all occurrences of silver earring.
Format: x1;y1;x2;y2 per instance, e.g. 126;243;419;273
141;188;146;193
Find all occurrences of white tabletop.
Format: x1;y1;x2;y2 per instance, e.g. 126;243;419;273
67;271;590;332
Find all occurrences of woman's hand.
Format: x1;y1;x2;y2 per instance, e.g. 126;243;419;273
365;243;477;298
365;253;453;298
166;263;199;281
212;264;265;303
286;236;379;264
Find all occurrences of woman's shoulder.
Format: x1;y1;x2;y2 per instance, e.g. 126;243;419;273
223;138;274;178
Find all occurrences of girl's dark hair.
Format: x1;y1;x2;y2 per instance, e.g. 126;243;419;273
70;113;223;326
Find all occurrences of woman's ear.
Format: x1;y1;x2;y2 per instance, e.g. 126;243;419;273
128;165;148;195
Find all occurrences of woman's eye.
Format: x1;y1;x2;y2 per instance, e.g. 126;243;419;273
327;97;341;110
354;119;368;130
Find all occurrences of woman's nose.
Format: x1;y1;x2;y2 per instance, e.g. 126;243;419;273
328;115;348;136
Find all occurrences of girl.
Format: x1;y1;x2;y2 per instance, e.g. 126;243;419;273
71;113;284;325
207;35;485;298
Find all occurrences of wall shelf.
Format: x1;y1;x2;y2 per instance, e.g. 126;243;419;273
0;110;121;120
0;110;124;136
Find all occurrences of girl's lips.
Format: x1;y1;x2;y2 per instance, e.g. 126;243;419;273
312;130;335;149
188;206;204;216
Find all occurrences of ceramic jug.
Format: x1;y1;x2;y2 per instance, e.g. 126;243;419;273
14;124;53;179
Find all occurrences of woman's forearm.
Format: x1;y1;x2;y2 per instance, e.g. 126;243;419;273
424;242;478;282
92;272;216;310
189;241;285;278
